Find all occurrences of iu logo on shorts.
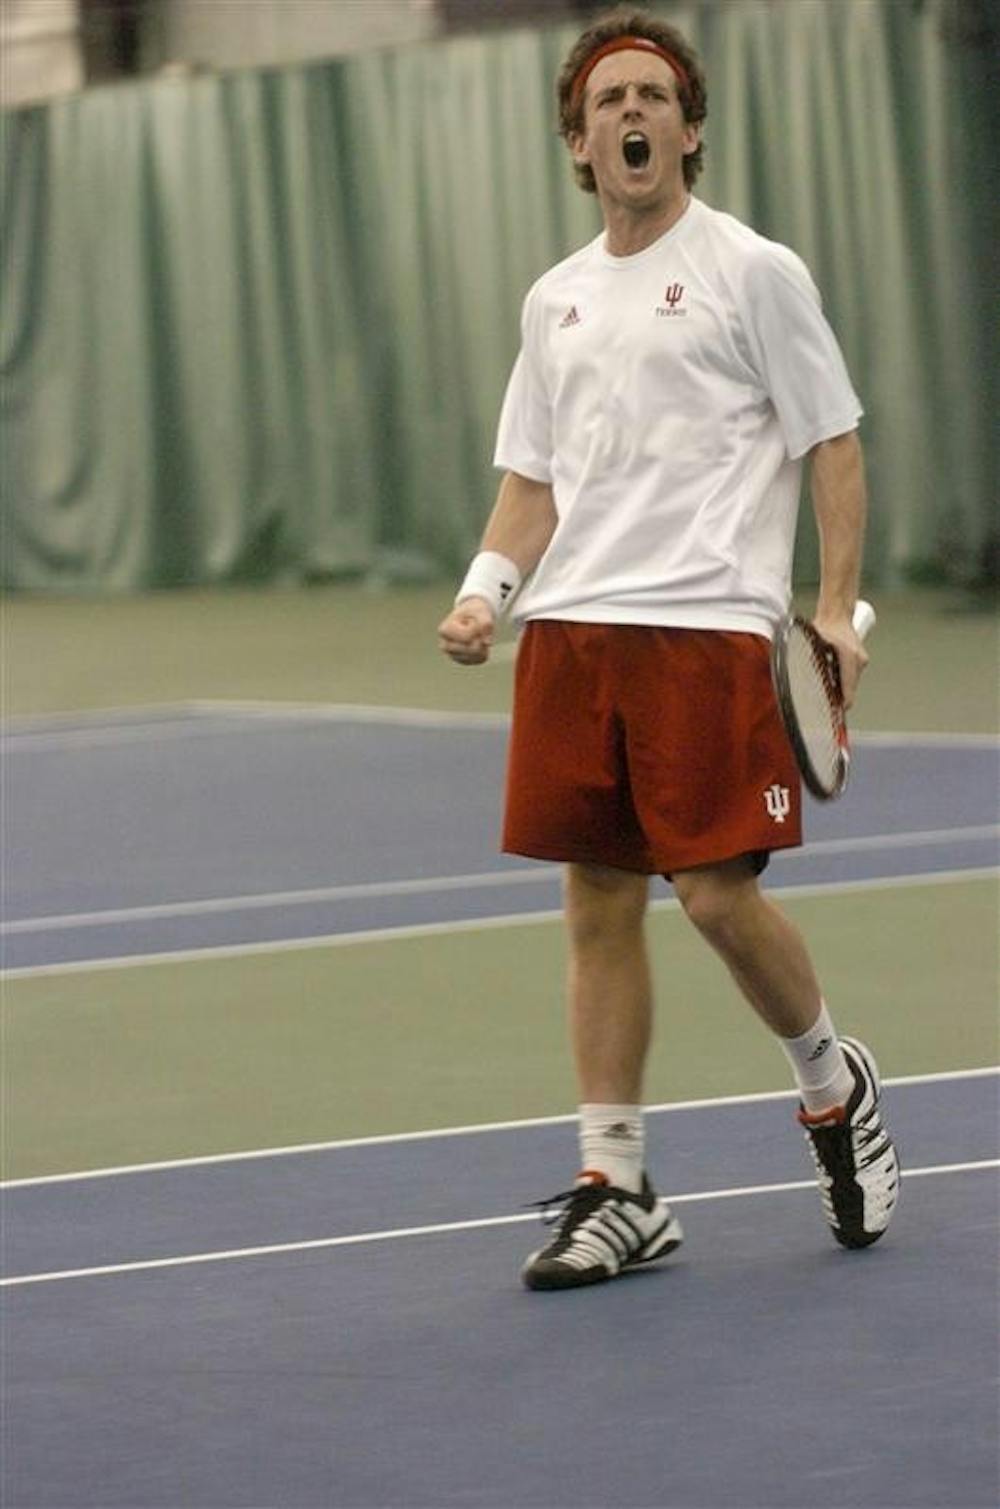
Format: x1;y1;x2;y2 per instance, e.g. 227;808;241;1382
764;783;791;824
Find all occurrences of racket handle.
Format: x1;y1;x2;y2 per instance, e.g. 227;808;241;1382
852;599;877;640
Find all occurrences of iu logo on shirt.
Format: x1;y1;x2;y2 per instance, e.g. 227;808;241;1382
655;282;687;318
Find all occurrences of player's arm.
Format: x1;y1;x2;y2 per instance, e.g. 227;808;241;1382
808;429;869;709
438;471;557;666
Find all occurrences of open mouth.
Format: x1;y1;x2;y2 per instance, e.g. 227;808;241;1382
622;131;651;169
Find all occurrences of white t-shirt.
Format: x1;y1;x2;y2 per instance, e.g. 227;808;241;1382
493;197;862;636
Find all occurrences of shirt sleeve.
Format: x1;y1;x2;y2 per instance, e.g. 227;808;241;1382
738;245;863;460
493;287;553;482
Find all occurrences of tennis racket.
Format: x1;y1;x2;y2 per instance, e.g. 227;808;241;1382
771;599;876;801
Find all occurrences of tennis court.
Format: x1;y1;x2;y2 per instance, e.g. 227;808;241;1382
3;0;998;1499
4;1076;997;1508
2;586;997;1507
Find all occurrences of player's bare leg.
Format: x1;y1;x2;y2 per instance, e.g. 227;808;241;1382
520;861;682;1290
563;863;653;1104
672;854;900;1247
671;855;823;1037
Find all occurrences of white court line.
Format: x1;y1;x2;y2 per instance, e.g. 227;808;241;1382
187;700;511;731
3;1065;995;1191
3;866;997;981
853;731;999;749
1;722;239;753
1;704;209;735
0;866;561;935
4;826;998;937
2;1159;995;1289
2;700;996;745
0;701;510;750
129;707;1000;747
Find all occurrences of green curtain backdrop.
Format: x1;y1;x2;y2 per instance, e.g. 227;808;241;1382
1;0;996;591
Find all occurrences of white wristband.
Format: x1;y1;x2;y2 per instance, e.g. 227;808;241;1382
455;551;522;618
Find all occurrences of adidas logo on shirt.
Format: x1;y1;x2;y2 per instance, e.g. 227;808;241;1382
559;305;581;328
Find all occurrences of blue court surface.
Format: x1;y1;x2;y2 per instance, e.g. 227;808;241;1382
2;704;997;972
3;704;998;1507
3;1072;998;1508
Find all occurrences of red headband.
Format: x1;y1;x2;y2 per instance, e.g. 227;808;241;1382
569;36;690;114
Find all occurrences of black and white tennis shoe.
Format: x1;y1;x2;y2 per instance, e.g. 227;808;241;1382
798;1036;900;1248
522;1173;683;1290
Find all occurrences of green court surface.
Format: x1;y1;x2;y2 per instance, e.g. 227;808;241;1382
2;586;997;1181
3;879;997;1180
4;582;998;730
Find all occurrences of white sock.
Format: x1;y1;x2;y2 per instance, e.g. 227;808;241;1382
778;1002;855;1113
578;1104;644;1192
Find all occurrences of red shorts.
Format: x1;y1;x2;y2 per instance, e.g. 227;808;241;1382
502;622;802;875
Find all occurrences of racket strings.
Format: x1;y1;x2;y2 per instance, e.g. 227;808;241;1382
785;625;845;791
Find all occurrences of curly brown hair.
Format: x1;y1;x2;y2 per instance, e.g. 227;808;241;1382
557;6;708;193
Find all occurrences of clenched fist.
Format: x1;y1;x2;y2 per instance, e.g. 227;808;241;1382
437;597;496;665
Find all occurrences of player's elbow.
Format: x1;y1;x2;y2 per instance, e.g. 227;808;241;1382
809;429;863;464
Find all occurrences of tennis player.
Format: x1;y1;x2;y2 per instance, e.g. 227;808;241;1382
438;6;899;1290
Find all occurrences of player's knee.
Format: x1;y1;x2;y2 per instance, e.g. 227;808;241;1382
674;874;745;944
564;864;647;949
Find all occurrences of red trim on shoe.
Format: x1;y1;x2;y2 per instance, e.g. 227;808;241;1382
575;1170;611;1186
797;1105;847;1127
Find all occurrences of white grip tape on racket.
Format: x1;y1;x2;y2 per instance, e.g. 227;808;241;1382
455;551;522;618
853;600;876;640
